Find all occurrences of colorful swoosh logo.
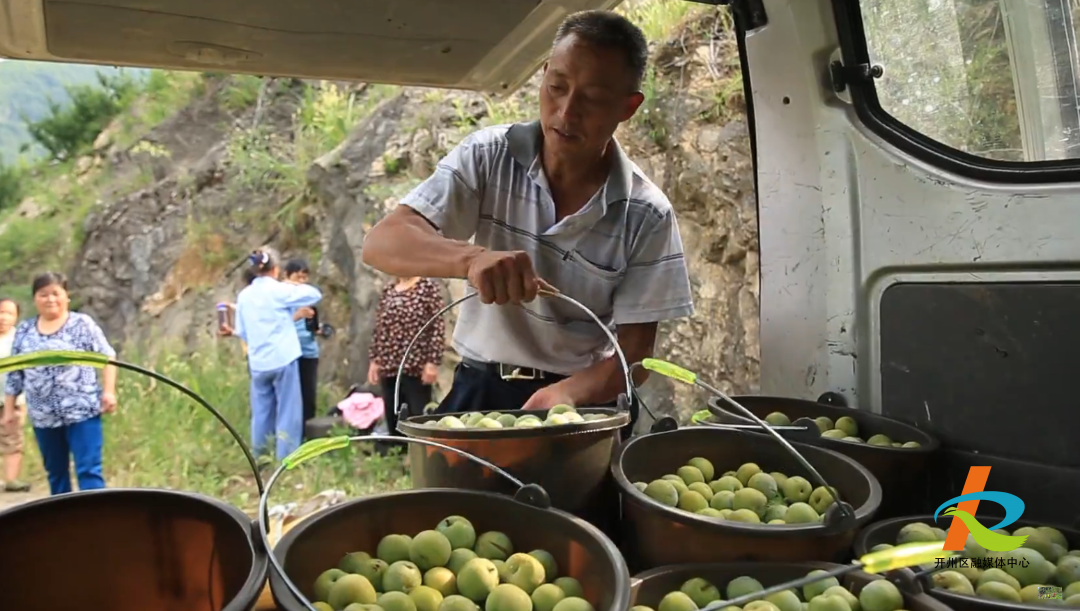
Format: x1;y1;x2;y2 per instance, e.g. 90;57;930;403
934;491;1028;552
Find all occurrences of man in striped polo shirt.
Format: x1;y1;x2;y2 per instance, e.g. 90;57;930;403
362;10;694;424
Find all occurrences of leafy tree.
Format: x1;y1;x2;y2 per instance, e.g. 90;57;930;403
0;162;21;211
24;72;138;161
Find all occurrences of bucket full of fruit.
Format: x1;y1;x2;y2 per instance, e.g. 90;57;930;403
853;514;1080;611
0;350;270;611
697;395;940;520
627;561;954;611
610;360;884;572
260;435;632;611
395;290;632;537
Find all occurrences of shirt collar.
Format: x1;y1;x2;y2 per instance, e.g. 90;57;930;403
506;120;635;213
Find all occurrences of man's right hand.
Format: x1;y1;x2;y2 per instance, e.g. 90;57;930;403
465;250;555;305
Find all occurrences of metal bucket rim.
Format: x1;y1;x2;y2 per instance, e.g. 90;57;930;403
853;514;1080;611
710;396;943;452
398;407;630;440
630;560;847;585
629;561;953;611
610;427;884;535
0;487;270;610
268;487;632;611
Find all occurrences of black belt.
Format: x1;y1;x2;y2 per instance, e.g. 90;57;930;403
460;356;563;382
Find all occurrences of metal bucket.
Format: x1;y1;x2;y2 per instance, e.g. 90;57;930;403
707;395;941;519
629;562;954;611
854;514;1080;611
0;489;268;610
611;426;883;572
260;436;632;611
394;290;633;537
0;354;270;611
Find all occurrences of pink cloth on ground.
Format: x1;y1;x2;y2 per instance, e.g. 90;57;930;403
337;392;384;430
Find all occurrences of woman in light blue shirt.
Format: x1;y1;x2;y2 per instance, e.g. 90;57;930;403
226;248;322;462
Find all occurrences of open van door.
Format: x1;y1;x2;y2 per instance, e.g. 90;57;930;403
747;0;1080;524
0;0;622;93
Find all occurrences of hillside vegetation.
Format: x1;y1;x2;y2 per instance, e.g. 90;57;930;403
0;60;147;163
3;0;755;512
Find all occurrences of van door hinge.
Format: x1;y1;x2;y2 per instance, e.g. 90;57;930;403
685;0;767;29
829;60;883;93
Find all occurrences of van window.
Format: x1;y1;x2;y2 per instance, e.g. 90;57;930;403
857;0;1080;163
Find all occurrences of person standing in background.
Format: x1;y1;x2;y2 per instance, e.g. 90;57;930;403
367;276;446;435
0;298;30;492
283;258;322;437
223;248;322;462
2;273;118;495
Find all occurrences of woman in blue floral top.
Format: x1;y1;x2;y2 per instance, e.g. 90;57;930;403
2;272;118;495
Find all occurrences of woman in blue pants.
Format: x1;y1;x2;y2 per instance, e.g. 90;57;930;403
2;272;118;495
225;248;322;462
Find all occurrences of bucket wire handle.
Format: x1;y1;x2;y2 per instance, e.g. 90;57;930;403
257;435;546;611
638;357;856;524
0;349;265;496
394;288;633;420
694;541;953;611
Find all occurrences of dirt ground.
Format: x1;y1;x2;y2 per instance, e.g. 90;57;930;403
0;490;45;510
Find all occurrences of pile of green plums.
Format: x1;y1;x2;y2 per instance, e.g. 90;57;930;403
869;521;1080;606
428;405;611;430
311;515;595;611
630;570;909;611
632;457;841;525
761;412;920;449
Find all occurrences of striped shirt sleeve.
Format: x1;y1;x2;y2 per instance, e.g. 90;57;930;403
613;208;695;325
399;132;487;242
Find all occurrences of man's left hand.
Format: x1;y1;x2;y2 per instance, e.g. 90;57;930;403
522;383;576;411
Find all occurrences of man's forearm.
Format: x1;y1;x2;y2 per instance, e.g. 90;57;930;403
558;358;624;406
558;356;651;407
557;322;658;406
362;207;483;279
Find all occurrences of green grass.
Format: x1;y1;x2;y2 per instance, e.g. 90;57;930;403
18;340;408;514
115;70;205;149
619;0;702;43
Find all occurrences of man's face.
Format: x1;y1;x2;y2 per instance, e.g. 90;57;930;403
288;271;309;284
540;34;645;160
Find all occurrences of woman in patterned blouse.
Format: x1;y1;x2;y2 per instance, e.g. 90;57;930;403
367;276;446;434
2;272;118;495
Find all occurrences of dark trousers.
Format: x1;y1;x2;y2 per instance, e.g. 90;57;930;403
298;357;319;434
435;361;638;440
380;375;433;436
34;416;106;495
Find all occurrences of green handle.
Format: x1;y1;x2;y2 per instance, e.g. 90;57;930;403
0;350;111;373
690;409;713;424
282;436;351;470
641;358;698;385
858;541;951;574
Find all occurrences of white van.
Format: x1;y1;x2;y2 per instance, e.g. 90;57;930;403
3;0;1076;522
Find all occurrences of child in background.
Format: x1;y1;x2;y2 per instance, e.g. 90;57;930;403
283;258;322;438
0;298;29;492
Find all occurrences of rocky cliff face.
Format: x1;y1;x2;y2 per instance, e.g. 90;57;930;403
66;7;759;427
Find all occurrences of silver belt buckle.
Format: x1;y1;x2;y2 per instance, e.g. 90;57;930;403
500;364;538;381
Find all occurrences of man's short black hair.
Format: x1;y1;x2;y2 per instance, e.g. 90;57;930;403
553;10;649;91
